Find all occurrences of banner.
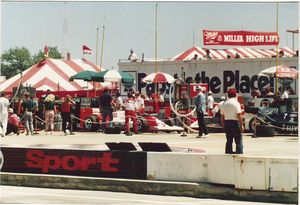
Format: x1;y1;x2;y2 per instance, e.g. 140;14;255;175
203;30;279;46
0;147;147;180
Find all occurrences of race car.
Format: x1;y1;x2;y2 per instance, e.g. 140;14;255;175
74;97;183;133
245;106;298;135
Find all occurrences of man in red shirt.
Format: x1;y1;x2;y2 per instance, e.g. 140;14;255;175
61;95;74;135
6;108;20;135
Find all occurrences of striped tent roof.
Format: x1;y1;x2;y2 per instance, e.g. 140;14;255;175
171;46;296;61
0;58;102;92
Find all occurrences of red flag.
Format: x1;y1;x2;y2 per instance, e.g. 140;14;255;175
83;45;92;54
44;45;49;57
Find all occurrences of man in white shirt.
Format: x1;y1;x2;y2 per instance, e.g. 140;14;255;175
0;91;10;137
221;88;244;154
135;91;145;116
115;92;124;110
124;92;139;135
207;91;214;114
128;49;137;62
213;96;225;125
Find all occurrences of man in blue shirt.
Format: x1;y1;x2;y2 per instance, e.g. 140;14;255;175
194;86;208;138
21;93;36;136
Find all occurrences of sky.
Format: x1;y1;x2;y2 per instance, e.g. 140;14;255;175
1;1;298;70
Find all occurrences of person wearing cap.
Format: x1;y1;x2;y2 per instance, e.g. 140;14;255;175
21;92;36;136
124;92;139;135
6;108;20;135
221;88;244;154
128;49;137;62
194;86;208;138
0;91;9;137
99;88;113;132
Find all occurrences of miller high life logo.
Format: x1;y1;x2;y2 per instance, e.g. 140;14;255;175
204;31;219;44
203;30;279;46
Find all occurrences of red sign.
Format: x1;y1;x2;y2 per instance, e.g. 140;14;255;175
1;147;147;179
203;30;279;46
190;83;208;98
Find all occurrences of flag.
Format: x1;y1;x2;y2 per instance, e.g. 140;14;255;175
83;45;92;54
44;45;49;57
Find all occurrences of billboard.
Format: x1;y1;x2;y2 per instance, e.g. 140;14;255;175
203;30;279;46
0;147;147;180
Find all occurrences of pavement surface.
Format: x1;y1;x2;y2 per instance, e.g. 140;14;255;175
0;131;298;204
0;185;289;204
0;131;298;158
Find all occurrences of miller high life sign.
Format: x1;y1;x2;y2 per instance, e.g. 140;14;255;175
203;30;279;46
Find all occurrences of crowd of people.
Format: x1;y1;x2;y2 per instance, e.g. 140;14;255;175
0;87;169;137
99;88;146;135
0;90;74;137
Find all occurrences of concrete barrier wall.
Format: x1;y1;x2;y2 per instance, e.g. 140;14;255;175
147;152;208;182
234;157;267;190
206;155;235;185
147;152;298;192
234;157;298;192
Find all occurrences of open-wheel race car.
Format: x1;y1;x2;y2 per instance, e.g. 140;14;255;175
245;105;298;136
73;97;183;133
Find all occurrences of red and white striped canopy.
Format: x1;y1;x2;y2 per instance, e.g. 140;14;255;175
142;72;175;84
171;46;296;61
0;58;102;92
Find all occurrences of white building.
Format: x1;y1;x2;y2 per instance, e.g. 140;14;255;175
118;46;298;100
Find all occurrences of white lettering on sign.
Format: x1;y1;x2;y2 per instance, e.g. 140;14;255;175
246;35;265;42
224;35;243;42
265;35;279;43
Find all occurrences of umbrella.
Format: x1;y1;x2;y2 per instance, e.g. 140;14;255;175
142;71;175;84
259;65;298;79
69;70;98;81
91;70;134;84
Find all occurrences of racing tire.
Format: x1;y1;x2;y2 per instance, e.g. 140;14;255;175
84;116;99;132
255;125;275;137
137;117;149;133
